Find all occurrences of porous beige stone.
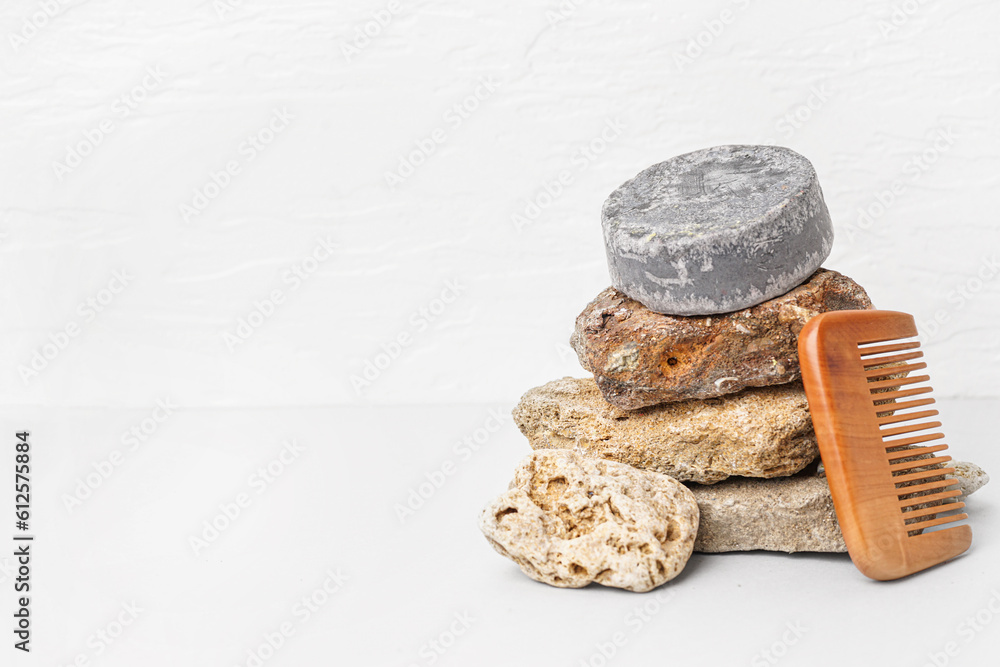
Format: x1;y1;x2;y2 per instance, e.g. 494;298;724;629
691;461;989;553
513;377;817;484
945;461;989;498
479;449;699;592
570;268;873;409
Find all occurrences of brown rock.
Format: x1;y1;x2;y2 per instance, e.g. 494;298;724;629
479;449;699;592
690;461;988;553
570;268;873;410
512;377;817;484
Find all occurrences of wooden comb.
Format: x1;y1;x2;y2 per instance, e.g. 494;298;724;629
798;309;972;580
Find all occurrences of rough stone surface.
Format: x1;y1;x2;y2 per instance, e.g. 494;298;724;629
571;268;873;409
512;377;817;484
691;461;988;553
951;461;990;497
479;450;699;592
602;145;834;315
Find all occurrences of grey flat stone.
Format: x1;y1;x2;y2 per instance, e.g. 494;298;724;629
690;461;988;553
602;145;834;315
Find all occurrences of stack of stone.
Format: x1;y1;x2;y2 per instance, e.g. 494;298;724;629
479;146;988;592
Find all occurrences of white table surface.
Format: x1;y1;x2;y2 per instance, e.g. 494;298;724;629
4;397;996;666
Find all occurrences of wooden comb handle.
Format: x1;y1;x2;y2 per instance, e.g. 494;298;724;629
798;309;971;580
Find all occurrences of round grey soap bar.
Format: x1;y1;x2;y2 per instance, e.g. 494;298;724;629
601;145;834;316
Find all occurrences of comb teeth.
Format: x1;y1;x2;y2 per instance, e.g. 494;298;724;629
865;361;928;379
859;341;968;537
886;444;949;461
904;511;969;531
899;487;962;509
881;432;945;448
896;477;958;497
861;350;924;367
903;499;965;520
866;374;932;391
861;340;968;536
890;455;953;474
891;466;957;485
878;408;939;426
873;386;934;403
858;341;922;356
880;421;943;438
799;310;972;580
876;397;936;414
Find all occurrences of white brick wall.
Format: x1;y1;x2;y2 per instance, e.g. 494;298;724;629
1;0;997;407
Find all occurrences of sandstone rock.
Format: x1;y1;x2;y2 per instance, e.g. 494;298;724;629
479;450;699;592
571;268;873;410
513;377;817;484
690;472;843;553
602;145;834;315
691;461;988;553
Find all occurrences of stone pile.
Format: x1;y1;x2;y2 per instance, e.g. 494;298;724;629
479;145;989;592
